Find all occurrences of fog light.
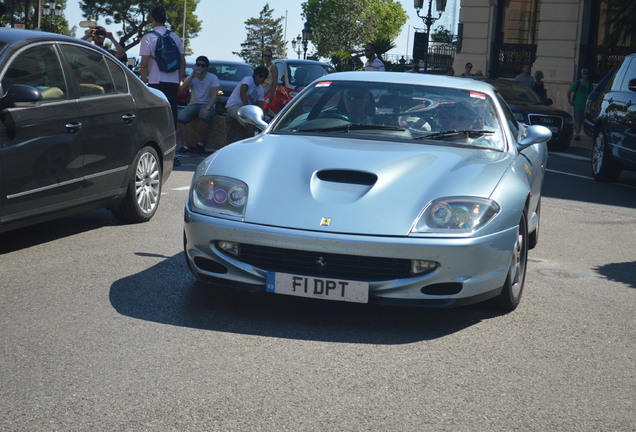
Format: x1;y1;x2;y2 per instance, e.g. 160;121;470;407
216;240;240;257
411;259;438;275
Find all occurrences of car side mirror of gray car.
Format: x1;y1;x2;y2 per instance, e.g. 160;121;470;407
545;97;553;106
238;105;269;131
0;84;42;109
518;125;552;150
628;79;636;92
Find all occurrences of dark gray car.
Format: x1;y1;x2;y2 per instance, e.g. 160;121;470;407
0;29;175;233
584;53;636;181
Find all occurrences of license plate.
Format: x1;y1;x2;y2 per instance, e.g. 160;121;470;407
266;272;369;303
549;126;559;133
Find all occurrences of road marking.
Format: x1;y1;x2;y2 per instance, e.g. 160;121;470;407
172;186;191;191
547;168;636;189
550;152;590;161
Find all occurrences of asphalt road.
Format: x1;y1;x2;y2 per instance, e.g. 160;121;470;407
1;139;634;431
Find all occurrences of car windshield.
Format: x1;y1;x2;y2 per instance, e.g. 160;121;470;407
271;80;505;151
287;63;335;88
210;63;253;82
491;80;543;104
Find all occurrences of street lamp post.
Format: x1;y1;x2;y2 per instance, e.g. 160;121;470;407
414;0;446;73
301;21;312;60
291;34;303;59
41;0;62;32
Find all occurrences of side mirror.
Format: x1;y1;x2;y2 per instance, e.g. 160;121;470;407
545;98;553;106
628;79;636;92
0;84;42;109
518;125;552;150
237;105;269;131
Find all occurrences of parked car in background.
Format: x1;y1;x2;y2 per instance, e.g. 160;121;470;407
268;59;336;113
485;78;573;151
0;28;175;233
184;72;552;312
178;60;253;110
584;53;636;182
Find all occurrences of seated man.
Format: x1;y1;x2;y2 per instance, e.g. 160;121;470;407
338;88;375;123
176;55;219;154
225;65;269;137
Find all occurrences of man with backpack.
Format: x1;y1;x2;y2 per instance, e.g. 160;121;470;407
139;6;185;126
567;68;594;141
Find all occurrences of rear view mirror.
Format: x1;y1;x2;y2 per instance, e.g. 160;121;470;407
1;84;42;109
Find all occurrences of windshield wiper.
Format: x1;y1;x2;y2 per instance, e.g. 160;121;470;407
300;124;406;133
414;130;496;140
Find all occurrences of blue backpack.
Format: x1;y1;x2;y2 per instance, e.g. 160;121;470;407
151;30;181;72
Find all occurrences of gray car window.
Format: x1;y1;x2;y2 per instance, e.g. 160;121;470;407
1;44;68;102
59;44;116;98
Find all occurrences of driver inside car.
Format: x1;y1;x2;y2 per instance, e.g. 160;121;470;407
339;88;376;123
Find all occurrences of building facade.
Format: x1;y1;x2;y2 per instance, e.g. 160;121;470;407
454;0;633;110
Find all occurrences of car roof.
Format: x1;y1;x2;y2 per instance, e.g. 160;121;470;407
317;71;498;95
0;28;81;45
274;59;333;67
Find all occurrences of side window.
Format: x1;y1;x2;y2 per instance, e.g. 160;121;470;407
59;44;116;98
496;93;520;138
106;58;128;93
619;58;636;92
275;63;285;84
1;44;68;102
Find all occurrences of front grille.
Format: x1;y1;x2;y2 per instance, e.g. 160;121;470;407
528;114;563;135
231;243;413;281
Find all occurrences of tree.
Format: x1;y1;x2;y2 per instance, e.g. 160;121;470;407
431;26;454;44
301;0;406;58
602;0;636;48
0;0;72;35
233;3;286;67
78;0;202;54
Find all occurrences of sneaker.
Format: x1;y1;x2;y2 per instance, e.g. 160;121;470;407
177;146;193;154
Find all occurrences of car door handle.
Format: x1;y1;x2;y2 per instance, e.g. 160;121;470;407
65;121;82;134
122;113;136;124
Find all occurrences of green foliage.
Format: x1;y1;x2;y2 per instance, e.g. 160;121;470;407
78;0;202;54
602;0;636;47
368;36;395;57
1;0;72;34
233;3;286;67
431;25;454;44
302;0;406;58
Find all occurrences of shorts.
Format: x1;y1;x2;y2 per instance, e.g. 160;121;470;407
573;106;585;122
178;103;214;124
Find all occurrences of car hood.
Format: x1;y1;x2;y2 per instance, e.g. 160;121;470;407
203;134;514;236
507;101;570;117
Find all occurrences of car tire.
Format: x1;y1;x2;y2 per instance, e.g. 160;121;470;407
528;198;540;250
111;146;162;223
494;212;528;312
591;128;621;182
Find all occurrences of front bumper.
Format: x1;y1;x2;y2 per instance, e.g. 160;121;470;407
184;207;518;307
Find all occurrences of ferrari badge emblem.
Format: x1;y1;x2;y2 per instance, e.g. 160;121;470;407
320;217;331;226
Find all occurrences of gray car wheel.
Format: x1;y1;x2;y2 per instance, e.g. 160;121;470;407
494;212;528;312
111;146;162;223
591;129;621;182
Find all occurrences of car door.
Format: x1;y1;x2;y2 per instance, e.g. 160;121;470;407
0;43;82;225
58;44;137;202
613;57;636;164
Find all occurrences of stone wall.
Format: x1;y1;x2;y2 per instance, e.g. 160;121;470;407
185;115;248;151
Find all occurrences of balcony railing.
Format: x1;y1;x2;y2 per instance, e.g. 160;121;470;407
580;45;631;81
491;43;537;78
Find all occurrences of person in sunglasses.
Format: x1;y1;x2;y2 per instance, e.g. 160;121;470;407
176;56;219;154
81;26;126;62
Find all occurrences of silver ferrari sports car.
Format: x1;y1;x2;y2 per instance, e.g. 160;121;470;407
184;72;550;311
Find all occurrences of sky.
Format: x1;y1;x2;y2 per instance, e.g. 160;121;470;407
64;0;460;62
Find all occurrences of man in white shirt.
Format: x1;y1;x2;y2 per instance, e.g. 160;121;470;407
176;56;220;154
226;65;269;137
364;44;385;71
139;6;186;126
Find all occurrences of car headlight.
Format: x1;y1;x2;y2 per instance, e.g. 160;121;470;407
191;176;248;217
412;197;500;234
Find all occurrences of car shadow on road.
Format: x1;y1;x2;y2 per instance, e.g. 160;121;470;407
0;209;119;254
594;261;636;289
109;252;503;345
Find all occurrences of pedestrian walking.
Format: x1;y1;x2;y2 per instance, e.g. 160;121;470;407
139;5;186;126
533;70;548;103
363;44;385;71
567;68;594;141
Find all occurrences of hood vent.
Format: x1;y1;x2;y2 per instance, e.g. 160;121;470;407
317;169;378;186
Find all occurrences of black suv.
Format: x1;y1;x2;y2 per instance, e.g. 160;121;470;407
486;79;574;151
584;53;636;181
